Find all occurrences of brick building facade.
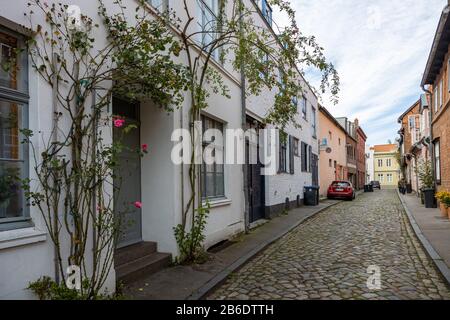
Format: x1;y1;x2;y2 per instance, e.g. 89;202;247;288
336;117;358;188
355;121;367;190
397;99;421;192
421;4;450;192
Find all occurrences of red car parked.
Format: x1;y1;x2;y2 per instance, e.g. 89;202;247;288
327;181;356;201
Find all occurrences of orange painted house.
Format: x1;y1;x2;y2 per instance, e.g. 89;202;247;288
318;106;347;197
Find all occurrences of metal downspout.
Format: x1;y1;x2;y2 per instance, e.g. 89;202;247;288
239;1;249;233
421;86;435;191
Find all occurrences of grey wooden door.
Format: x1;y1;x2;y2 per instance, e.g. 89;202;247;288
312;153;319;186
113;97;142;248
246;118;265;223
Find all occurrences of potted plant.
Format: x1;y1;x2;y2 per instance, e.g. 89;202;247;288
442;195;450;220
435;191;450;218
417;160;437;208
420;188;425;204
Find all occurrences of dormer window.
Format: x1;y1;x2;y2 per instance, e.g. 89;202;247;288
196;0;221;61
147;0;168;12
261;0;273;26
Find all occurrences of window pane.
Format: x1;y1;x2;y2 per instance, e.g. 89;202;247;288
216;172;224;197
0;161;23;219
205;172;215;198
205;163;215;173
201;115;224;199
148;0;164;11
0;31;18;90
0;100;21;160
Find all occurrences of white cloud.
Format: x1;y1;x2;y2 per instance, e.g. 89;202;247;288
274;0;446;145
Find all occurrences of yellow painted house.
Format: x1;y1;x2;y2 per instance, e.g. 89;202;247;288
373;144;400;188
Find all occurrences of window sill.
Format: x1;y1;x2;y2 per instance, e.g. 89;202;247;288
0;227;46;250
203;198;232;208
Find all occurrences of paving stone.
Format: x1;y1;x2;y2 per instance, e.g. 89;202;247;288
207;191;450;300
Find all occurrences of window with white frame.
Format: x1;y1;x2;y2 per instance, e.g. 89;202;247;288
293;137;299;157
378;159;383;167
434;86;438;112
291;96;298;111
439;79;443;108
408;114;421;144
278;133;287;173
196;0;221;61
448;59;450;94
260;0;273;26
0;27;29;230
408;116;415;132
301;96;307;120
378;174;384;182
301;141;309;172
386;159;392;167
258;52;269;79
201;115;225;199
435;140;441;184
147;0;168;12
387;173;393;183
312;106;317;137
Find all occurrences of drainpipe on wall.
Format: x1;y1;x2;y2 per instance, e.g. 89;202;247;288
421;86;435;191
239;1;250;233
180;96;184;230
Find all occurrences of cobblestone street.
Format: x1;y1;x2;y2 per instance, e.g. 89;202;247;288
208;190;450;300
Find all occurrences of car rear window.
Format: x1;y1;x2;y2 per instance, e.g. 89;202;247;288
332;182;350;187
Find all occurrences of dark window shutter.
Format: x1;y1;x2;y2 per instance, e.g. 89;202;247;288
278;134;282;173
289;136;295;174
301;142;306;172
309;145;312;172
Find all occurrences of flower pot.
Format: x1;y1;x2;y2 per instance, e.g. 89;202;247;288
423;188;437;208
440;202;448;218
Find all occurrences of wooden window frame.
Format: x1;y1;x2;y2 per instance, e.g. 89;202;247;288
0;25;30;231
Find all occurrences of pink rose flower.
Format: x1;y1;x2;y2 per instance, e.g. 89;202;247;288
134;201;142;209
113;118;125;128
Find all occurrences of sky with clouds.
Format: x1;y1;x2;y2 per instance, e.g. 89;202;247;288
274;0;447;146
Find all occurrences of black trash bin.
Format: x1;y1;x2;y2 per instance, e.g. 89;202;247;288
423;188;437;208
364;184;373;192
304;186;320;206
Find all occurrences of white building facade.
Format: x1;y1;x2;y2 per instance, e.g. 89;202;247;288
0;0;320;298
365;146;375;183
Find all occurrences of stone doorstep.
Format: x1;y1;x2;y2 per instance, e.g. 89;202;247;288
186;200;342;300
398;190;450;287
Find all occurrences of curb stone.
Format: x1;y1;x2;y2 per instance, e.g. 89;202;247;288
397;190;450;287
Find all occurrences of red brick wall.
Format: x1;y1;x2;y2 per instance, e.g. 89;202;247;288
400;102;420;153
433;105;450;192
430;43;450;192
356;128;366;189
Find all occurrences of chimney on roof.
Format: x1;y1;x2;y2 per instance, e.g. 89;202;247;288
354;118;359;127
